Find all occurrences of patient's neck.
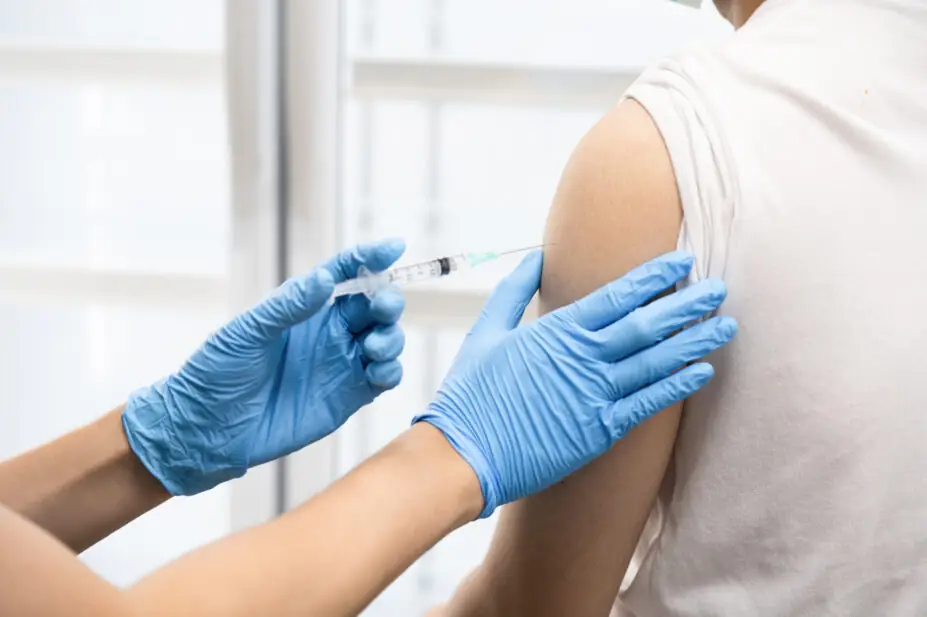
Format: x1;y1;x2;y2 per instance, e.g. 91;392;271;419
731;0;766;27
718;0;766;28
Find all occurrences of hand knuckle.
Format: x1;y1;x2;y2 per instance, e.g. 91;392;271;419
607;287;629;315
365;335;383;357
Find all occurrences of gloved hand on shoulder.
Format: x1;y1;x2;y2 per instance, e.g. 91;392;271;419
416;250;736;518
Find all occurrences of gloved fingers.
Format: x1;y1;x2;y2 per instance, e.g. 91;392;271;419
243;267;335;341
359;323;406;364
604;363;715;442
596;278;728;361
609;316;737;394
323;238;406;283
472;250;542;335
339;286;405;334
565;251;695;331
366;359;403;390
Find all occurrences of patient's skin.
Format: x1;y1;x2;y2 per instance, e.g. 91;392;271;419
714;0;765;27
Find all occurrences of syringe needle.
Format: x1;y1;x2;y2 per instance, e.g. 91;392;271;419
332;243;551;299
492;243;547;258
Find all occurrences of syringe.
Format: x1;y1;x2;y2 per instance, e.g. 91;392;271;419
333;244;543;299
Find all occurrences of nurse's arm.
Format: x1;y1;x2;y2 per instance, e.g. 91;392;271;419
0;422;482;617
0;406;170;552
439;99;685;616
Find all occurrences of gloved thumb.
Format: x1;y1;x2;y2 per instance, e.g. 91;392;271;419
243;268;335;342
473;250;543;334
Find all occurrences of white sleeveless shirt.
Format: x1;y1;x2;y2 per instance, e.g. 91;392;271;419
618;1;927;615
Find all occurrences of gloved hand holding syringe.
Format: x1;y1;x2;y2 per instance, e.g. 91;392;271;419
333;244;544;298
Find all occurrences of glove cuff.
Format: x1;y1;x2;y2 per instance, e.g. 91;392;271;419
412;409;501;519
122;380;189;496
124;379;249;496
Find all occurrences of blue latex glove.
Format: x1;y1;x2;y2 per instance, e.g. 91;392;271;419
415;250;737;518
124;239;408;495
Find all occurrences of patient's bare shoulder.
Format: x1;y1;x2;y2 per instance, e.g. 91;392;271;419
542;98;682;310
508;98;684;615
439;99;688;617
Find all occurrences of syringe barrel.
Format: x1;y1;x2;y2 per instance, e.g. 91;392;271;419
386;259;444;286
331;252;474;299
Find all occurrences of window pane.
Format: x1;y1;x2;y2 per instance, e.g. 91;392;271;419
0;0;223;51
0;82;228;276
346;0;731;61
342;99;597;284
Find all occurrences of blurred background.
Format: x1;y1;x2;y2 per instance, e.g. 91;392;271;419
0;0;729;613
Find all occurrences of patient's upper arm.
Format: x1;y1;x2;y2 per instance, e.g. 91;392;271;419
450;99;685;616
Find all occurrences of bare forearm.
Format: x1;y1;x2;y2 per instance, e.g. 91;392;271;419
0;406;169;552
0;423;481;617
129;423;481;617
